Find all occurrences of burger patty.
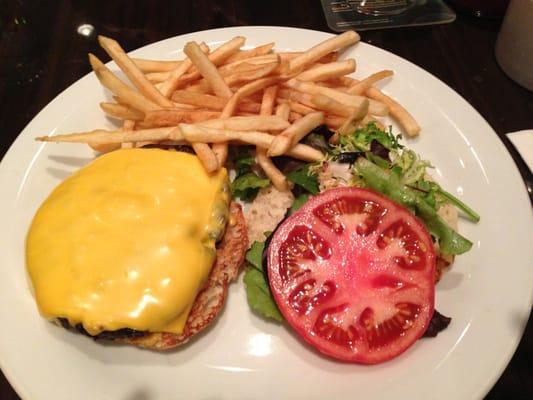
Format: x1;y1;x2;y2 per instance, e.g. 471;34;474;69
58;201;248;349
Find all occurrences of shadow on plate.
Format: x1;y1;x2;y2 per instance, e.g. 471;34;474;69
244;294;388;375
436;271;464;291
123;387;154;400
42;291;234;367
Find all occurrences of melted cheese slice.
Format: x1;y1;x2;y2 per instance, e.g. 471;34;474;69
26;149;229;335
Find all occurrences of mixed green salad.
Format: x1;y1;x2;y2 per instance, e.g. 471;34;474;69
230;122;480;322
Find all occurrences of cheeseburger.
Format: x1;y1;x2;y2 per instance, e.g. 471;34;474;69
26;148;247;349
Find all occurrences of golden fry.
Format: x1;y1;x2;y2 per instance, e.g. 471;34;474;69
184;41;233;98
88;54;159;113
132;58;182;73
224;42;275;63
178;124;323;162
365;86;420;137
347;70;394;95
285;79;388;116
257;86;288;191
295;59;356;82
37;126;182;144
144;109;220;127
199;115;289;131
275;102;291;121
289;31;360;73
98;36;174;108
158;42;210;98
268;112;324;157
99;102;144;120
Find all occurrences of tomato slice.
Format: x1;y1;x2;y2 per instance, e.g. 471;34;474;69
267;187;435;364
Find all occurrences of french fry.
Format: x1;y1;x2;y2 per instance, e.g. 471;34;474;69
267;112;324;157
184;41;233;98
144;109;220;127
120;119;136;149
311;94;362;118
158;42;210;98
224;42;275;63
46;32;423;182
288;111;304;122
176;37;245;87
295;59;356;82
132;58;182;73
223;76;281;117
325;115;346;130
285;79;388;116
98;36;174;108
145;71;170;83
199;115;289;131
329;99;370;143
191;142;219;172
214;76;281;164
225;61;279;84
171;90;261;113
347;70;394;95
218;58;278;78
178;124;323;162
99;102;144;120
260;86;278;115
89;120;134;153
256;86;288;191
169;102;198;110
282;99;317;116
37;126;183;145
289;31;360;73
278;88;312;103
201;36;245;66
365;86;420;137
256;149;289;191
171;91;227;110
219;54;279;73
88;54;159;113
279;51;339;64
275;102;291;121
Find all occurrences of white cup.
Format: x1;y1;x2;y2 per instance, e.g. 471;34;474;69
495;0;533;91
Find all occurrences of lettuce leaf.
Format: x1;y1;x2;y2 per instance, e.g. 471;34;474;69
243;236;283;322
289;194;310;215
287;165;319;194
231;172;270;202
243;268;283;322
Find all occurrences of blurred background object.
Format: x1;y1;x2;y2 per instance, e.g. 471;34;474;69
446;0;510;17
322;1;456;31
353;0;416;15
495;0;533;91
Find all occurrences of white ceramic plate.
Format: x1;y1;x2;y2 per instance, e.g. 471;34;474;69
0;27;531;400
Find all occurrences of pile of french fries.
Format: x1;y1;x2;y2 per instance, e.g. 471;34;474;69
38;30;421;191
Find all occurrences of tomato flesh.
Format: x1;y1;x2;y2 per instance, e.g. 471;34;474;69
268;187;435;364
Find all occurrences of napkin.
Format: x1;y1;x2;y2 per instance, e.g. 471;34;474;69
507;130;533;172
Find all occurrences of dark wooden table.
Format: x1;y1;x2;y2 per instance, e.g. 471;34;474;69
1;1;531;399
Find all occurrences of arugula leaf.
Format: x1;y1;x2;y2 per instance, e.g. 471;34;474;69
303;133;330;153
243;268;283;322
289;194;310;215
355;157;473;255
333;122;403;156
437;188;480;223
287;165;319;194
231;172;270;202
